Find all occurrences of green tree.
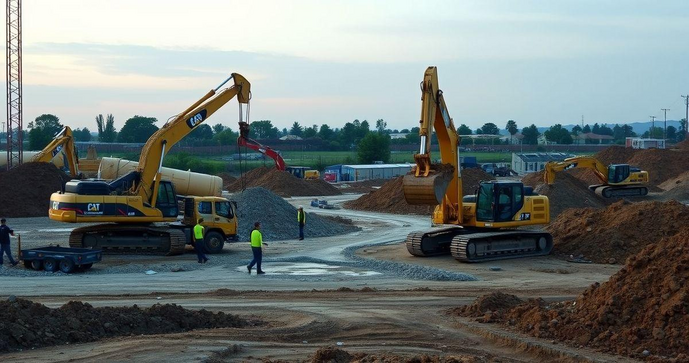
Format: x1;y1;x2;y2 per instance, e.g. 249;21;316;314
522;124;540;145
318;124;334;140
480;122;500;135
290;122;304;136
457;124;472;135
375;119;387;133
582;124;591;133
247;120;278;139
95;114;117;142
357;132;391;163
189;124;214;140
642;127;664;139
678;119;687;142
544;124;573;144
73;127;92;142
303;124;318;138
212;123;226;134
28;114;63;150
117;116;159;143
571;125;582;135
505;120;518;141
213;128;238;145
666;126;677;141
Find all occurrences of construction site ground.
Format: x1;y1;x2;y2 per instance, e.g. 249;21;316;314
0;193;637;363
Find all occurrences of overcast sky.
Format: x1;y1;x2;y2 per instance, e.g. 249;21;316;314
12;0;689;132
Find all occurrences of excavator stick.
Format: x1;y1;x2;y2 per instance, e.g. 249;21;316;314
402;164;454;205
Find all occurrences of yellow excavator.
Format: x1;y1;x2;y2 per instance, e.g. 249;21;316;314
31;126;81;178
402;67;553;262
544;156;649;198
49;74;250;255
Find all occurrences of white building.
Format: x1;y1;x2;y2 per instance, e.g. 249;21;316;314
339;164;413;181
625;137;665;149
511;152;573;175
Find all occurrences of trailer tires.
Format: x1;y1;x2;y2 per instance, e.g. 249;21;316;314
31;260;43;270
43;258;59;272
23;260;32;269
204;231;225;254
80;263;93;270
59;259;75;273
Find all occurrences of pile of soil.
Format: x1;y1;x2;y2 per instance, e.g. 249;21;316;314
592;145;689;189
522;170;607;219
464;229;689;360
229;187;359;241
0;162;72;217
227;167;341;197
0;299;253;352
594;145;638;165
547;200;689;264
343;168;495;215
675;138;689;149
449;292;523;323
216;172;237;190
307;347;495;363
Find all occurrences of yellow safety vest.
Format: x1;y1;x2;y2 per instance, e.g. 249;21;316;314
193;224;204;241
251;229;263;248
297;210;306;223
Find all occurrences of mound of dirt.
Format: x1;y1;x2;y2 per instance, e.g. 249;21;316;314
229;187;358;241
0;162;72;218
0;299;253;352
592;145;689;189
522;170;607;219
594;145;637;165
227;167;341;197
217;172;237;189
308;347;495;363
497;229;689;360
344;168;495;215
547;200;689;264
675;138;689;149
449;292;523;323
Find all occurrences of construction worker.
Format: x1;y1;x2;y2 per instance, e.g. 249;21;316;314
0;218;17;267
247;221;266;274
297;206;306;240
193;218;209;264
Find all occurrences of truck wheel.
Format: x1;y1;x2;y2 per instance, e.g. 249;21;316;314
80;263;93;270
31;260;43;270
59;259;75;273
204;231;225;254
23;260;32;269
43;258;58;272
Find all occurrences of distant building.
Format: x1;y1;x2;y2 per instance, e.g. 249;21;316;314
327;163;413;182
537;134;556;145
511;152;573;175
500;132;524;145
279;135;303;141
389;132;410;140
625;137;665;149
574;133;614;145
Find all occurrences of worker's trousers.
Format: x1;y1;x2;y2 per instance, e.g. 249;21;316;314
248;247;263;272
299;223;304;240
194;240;207;262
0;243;16;265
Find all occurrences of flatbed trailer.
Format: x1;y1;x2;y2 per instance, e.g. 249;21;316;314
21;246;102;273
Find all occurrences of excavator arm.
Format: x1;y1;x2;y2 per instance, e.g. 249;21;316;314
31;126;80;178
237;121;286;170
402;66;462;224
135;74;251;205
544;156;609;184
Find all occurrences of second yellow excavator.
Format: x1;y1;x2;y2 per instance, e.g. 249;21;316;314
402;67;553;262
30;126;81;178
544;156;649;198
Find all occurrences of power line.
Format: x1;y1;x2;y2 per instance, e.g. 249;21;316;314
682;95;689;138
649;115;656;139
661;108;670;140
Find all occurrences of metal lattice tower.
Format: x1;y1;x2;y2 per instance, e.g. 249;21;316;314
5;0;22;169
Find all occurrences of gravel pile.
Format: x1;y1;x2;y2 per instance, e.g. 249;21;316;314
229;187;359;241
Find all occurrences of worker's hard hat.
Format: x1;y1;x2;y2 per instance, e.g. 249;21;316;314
298;205;303;209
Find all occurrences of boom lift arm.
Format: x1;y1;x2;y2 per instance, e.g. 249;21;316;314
237;121;286;170
31;126;80;178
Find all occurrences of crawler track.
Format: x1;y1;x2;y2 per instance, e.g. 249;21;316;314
69;224;186;256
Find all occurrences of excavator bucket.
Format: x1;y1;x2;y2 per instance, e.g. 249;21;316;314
402;167;453;205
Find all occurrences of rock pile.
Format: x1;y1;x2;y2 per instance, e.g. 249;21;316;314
229;187;358;241
547;200;689;263
343;168;495;215
0;299;253;352
0;162;72;217
457;229;689;360
227;167;341;197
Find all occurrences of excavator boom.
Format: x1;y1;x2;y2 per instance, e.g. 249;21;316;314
237;121;286;170
31;126;80;178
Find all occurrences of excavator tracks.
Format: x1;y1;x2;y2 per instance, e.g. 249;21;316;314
450;230;553;262
590;185;648;198
405;227;468;257
69;224;186;256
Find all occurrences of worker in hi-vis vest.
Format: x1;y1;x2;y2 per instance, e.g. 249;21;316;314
247;221;267;274
193;218;209;263
297;206;306;240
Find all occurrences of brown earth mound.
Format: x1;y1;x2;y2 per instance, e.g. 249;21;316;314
343;168;494;215
449;292;523;323
217;172;237;189
594;145;637;165
485;229;689;361
227;167;341;197
0;298;254;352
592;145;689;189
0;162;72;218
522;170;607;219
307;347;496;363
675;138;689;149
547;200;689;264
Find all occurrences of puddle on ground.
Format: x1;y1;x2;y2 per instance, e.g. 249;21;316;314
237;262;381;277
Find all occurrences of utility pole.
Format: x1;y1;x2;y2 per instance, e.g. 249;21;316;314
661;108;670;140
649;115;656;139
682;95;689;139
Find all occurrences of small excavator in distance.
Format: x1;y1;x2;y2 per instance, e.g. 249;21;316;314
402;67;553;262
31;126;81;178
49;74;250;255
544;156;649;198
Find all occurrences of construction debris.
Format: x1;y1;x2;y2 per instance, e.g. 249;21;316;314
0;162;72;217
343;168;495;215
230;187;358;241
0;299;254;352
226;167;341;197
547;200;689;264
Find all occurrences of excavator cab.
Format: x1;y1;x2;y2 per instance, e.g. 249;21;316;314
608;164;630;184
475;181;526;223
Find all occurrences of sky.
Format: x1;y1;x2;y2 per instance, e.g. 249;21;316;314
9;0;689;133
